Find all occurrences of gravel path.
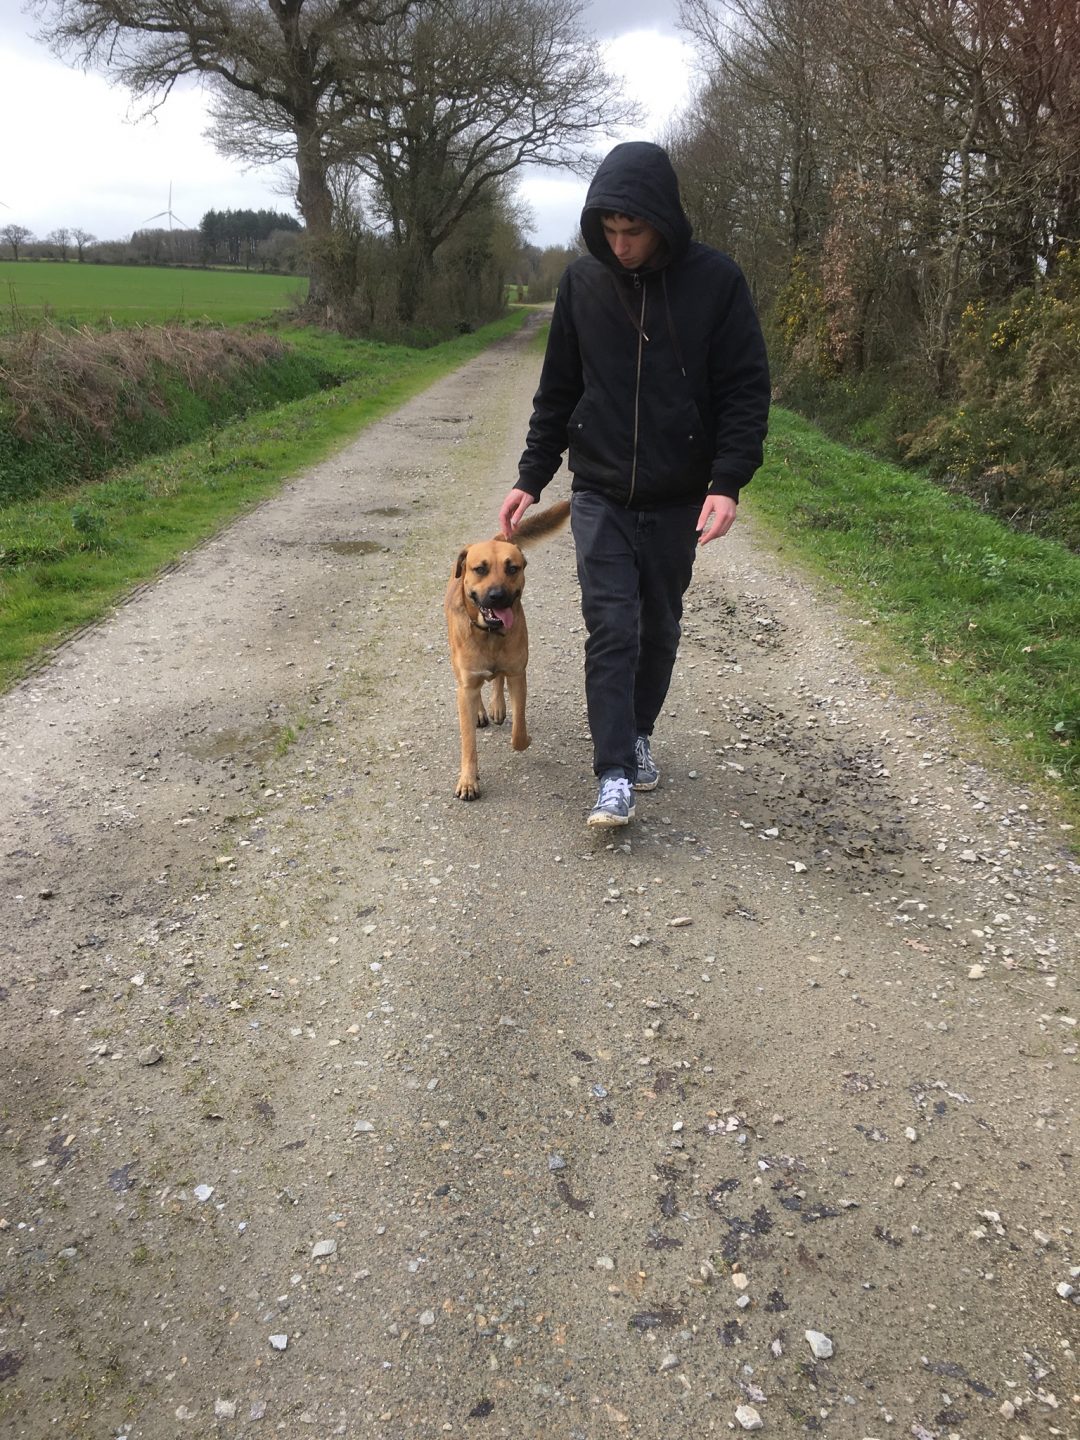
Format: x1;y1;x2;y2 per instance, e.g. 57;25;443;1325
1;314;1077;1440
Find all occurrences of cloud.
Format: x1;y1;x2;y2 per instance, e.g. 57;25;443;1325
0;43;290;240
0;10;696;249
516;29;697;247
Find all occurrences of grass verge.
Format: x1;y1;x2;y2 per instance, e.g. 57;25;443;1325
0;309;528;689
746;408;1079;823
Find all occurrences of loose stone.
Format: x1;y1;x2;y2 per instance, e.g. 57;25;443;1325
805;1329;834;1359
735;1404;763;1430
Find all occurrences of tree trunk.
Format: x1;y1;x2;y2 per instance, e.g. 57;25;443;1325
932;78;982;396
295;118;355;328
395;241;435;326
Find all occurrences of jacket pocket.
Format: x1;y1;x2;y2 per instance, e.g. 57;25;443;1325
653;398;710;469
567;398;610;472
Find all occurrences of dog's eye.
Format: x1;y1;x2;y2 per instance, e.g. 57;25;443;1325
504;562;521;575
471;562;490;577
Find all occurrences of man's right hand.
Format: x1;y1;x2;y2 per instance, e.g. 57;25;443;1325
498;487;536;539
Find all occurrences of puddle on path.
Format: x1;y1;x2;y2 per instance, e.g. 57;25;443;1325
320;539;384;555
182;722;286;763
274;538;387;556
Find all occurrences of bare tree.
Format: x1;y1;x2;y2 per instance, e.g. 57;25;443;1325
47;226;72;260
680;0;842;257
209;0;638;324
676;0;1080;391
353;0;637;322
33;0;412;324
71;227;96;261
2;224;34;260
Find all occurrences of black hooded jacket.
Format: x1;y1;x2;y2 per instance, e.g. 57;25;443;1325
517;142;770;507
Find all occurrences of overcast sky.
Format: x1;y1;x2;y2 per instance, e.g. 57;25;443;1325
0;0;699;251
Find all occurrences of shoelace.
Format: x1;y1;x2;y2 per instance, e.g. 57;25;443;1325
599;776;630;805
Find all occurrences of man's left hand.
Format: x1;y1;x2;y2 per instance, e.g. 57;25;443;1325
696;494;737;545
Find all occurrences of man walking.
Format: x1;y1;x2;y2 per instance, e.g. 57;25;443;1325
499;141;770;827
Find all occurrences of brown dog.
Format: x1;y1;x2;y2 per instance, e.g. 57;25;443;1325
445;500;570;800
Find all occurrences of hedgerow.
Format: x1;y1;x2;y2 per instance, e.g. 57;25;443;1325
768;251;1080;551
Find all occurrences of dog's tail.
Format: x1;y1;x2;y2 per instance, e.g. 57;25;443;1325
504;499;571;547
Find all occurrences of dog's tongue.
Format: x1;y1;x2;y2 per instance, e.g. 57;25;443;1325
492;607;514;631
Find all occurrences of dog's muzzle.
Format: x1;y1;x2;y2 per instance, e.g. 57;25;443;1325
474;590;517;631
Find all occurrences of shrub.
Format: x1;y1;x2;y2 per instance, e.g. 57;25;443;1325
897;252;1080;546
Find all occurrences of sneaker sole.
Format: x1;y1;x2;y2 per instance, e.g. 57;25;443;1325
632;776;659;792
586;807;635;827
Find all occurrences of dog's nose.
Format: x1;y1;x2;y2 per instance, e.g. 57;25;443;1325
484;587;512;606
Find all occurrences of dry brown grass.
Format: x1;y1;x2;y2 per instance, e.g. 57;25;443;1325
0;322;288;443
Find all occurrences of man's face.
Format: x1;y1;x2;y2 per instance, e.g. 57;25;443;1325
602;214;663;271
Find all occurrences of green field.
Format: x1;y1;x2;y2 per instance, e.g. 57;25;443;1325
0;260;305;328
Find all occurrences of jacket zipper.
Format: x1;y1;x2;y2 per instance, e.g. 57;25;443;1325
628;278;646;505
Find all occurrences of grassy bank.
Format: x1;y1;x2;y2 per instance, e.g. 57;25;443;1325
746;407;1079;819
0;326;335;505
0;310;528;689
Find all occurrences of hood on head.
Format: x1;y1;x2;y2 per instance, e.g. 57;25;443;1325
580;141;692;272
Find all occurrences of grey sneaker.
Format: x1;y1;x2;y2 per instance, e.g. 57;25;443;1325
587;772;635;827
633;734;660;791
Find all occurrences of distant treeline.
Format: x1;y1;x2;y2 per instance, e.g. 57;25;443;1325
4;209;306;275
199;208;303;266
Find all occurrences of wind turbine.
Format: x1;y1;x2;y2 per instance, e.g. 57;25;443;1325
144;182;190;230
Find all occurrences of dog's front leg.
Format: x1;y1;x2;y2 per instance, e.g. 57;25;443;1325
455;680;484;799
489;674;506;726
507;673;529;752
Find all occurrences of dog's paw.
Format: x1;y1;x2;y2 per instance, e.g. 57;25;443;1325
475;710;490;729
455;776;481;800
511;732;531;753
490;703;507;726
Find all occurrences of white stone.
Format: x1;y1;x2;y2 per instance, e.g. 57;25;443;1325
735;1405;763;1430
805;1329;834;1359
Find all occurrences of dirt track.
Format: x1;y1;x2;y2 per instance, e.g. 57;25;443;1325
0;314;1077;1440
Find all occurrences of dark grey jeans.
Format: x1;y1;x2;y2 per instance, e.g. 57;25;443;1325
570;490;700;779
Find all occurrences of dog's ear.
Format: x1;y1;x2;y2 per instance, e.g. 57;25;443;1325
453;547;469;579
